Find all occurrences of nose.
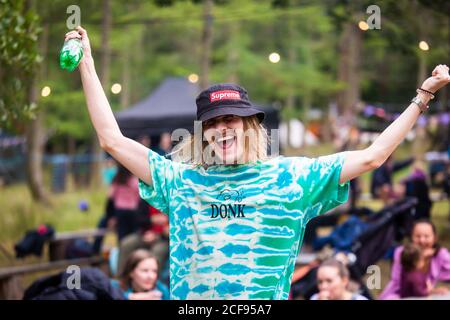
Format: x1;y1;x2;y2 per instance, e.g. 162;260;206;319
211;124;232;139
212;119;228;131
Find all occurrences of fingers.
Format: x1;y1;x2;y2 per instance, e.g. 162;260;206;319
76;25;87;36
442;64;450;81
432;66;439;76
437;64;450;81
64;30;81;41
432;64;450;81
64;26;88;41
437;64;449;73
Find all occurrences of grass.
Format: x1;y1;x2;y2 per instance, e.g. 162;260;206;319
0;183;109;267
0;142;448;298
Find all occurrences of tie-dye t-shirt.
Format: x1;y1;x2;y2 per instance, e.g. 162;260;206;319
138;150;349;300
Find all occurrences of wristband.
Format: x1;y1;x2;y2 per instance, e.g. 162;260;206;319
417;88;435;99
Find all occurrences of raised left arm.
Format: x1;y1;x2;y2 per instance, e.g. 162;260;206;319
339;64;450;185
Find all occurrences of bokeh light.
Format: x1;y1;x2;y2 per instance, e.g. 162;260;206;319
269;52;281;63
111;83;122;94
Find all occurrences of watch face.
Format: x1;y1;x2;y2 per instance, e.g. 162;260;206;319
412;97;427;112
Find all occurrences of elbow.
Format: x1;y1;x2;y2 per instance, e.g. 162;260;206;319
99;133;122;153
365;148;385;170
369;157;384;170
99;139;113;152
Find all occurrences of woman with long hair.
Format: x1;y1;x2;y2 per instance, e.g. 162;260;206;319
380;219;450;299
65;26;450;299
113;249;169;300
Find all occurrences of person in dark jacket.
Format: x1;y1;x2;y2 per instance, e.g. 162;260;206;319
401;161;433;220
371;156;415;204
23;267;125;300
15;224;55;258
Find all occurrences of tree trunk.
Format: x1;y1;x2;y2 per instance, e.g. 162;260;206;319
120;37;131;109
90;0;111;187
226;20;239;84
26;108;50;205
67;136;76;191
200;0;213;90
285;12;297;150
25;13;50;205
336;22;362;122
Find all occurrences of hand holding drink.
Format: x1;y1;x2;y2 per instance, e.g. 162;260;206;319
59;38;83;71
61;26;92;71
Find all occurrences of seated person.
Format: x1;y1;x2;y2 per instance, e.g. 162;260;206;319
399;243;432;298
310;259;368;300
399;160;433;219
117;201;169;278
111;249;169;300
370;155;414;205
380;219;450;299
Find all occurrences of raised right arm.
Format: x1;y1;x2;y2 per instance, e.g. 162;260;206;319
67;26;151;185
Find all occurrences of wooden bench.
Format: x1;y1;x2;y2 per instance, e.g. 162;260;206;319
0;228;112;300
0;256;106;300
48;229;107;261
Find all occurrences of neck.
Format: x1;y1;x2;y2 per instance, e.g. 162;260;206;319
339;291;352;300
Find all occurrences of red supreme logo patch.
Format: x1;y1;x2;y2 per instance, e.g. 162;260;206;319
210;90;241;102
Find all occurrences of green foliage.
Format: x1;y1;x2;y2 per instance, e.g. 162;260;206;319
0;0;41;127
2;0;449;147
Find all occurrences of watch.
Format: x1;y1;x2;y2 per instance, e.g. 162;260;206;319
411;96;429;113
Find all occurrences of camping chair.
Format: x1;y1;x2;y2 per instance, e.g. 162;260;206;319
290;197;418;299
350;197;418;278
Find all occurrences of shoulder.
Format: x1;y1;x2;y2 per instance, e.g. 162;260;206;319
272;155;312;171
394;245;404;259
110;279;122;289
352;293;369;300
434;247;450;260
309;293;319;300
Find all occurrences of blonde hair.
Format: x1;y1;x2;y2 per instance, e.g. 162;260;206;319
169;115;269;167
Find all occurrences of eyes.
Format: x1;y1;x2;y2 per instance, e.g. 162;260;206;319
203;115;239;128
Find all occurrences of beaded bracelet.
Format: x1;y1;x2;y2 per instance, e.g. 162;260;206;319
416;88;435;100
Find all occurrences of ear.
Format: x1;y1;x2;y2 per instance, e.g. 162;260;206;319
342;276;350;288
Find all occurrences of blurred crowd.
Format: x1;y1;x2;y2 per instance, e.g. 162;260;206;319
20;126;450;300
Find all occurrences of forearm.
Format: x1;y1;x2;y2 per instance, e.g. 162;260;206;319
339;64;449;184
79;56;123;148
366;92;430;167
339;93;428;183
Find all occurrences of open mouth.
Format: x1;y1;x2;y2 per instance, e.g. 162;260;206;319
216;135;236;150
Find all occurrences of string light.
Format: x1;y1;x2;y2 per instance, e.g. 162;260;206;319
269;52;280;63
111;83;122;94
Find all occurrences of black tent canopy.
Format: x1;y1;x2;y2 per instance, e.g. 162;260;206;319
115;77;279;138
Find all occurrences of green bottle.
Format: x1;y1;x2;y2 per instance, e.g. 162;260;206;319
59;38;83;72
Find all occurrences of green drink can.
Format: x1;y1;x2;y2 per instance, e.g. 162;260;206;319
59;38;83;72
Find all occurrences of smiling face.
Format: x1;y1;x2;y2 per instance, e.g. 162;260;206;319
412;222;436;250
130;257;158;292
203;114;245;165
317;266;349;300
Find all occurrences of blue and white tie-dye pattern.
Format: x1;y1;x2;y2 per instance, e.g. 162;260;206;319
139;150;349;299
